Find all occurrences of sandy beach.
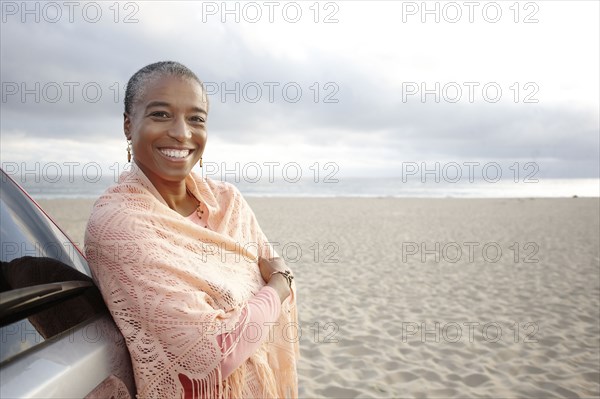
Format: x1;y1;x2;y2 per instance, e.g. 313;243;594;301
37;197;600;398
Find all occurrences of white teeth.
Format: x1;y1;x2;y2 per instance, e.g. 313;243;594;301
159;149;190;159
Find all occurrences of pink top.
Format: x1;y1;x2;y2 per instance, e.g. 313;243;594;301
186;205;281;379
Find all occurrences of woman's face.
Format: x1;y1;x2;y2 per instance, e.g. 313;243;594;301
124;75;208;186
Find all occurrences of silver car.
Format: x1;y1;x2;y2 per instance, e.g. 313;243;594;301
0;169;135;398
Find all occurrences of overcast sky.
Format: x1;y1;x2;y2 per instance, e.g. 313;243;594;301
1;1;598;180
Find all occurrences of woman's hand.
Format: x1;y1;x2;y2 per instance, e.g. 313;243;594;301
258;257;292;303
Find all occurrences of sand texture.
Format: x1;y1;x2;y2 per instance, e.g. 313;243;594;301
37;197;600;398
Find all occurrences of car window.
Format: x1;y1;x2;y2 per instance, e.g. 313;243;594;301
0;171;106;363
0;172;89;273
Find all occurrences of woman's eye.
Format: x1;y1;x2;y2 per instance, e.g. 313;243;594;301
150;111;169;118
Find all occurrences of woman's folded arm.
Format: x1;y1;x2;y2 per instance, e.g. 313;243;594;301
216;285;281;379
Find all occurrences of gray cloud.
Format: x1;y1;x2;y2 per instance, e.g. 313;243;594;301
1;3;598;178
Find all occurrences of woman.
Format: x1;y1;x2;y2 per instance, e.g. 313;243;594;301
85;61;299;399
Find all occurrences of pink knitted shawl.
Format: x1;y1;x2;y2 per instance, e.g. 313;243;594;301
84;164;299;398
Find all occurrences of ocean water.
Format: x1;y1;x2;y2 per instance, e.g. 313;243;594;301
7;175;600;199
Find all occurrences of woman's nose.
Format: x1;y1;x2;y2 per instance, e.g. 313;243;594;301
168;117;192;140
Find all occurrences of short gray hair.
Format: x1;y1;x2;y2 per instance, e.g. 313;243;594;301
124;61;207;115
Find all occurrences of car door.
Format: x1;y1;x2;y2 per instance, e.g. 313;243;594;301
0;169;135;398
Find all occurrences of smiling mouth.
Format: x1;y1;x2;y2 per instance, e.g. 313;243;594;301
158;148;192;159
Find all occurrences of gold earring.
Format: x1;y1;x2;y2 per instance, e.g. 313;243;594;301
199;157;203;168
127;140;132;162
